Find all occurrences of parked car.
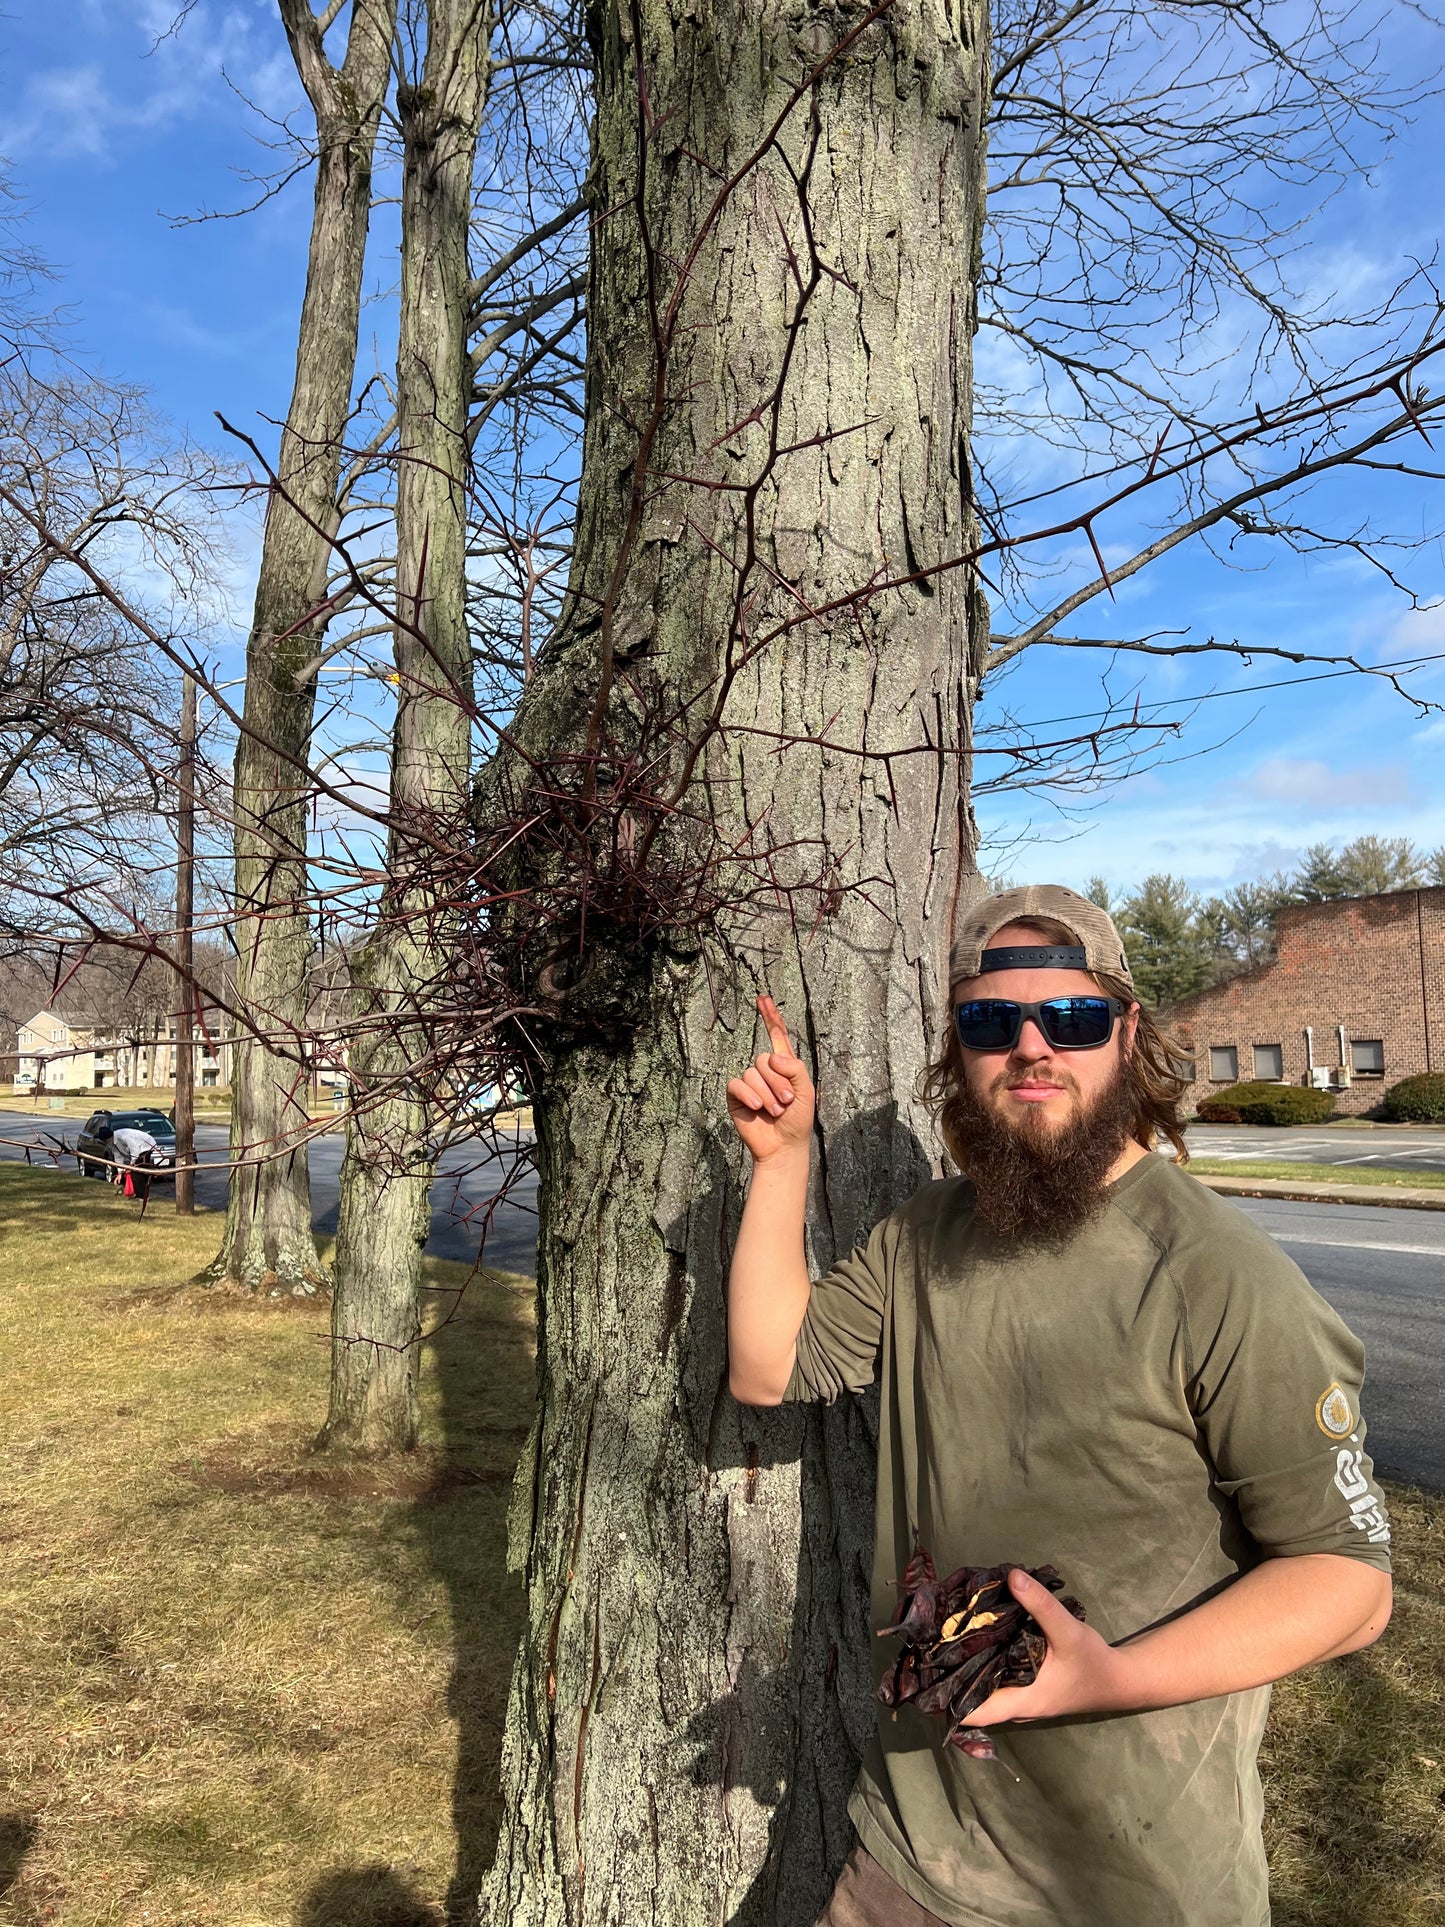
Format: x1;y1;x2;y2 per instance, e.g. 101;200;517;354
75;1108;178;1181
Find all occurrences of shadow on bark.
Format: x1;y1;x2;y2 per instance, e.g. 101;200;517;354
413;1099;923;1925
668;1104;926;1926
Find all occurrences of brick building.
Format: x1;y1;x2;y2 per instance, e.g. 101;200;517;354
1169;886;1445;1118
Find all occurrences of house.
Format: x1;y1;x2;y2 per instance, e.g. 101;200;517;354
1168;886;1445;1117
13;1009;231;1094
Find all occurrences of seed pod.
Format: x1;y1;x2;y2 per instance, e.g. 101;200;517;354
876;1547;1085;1772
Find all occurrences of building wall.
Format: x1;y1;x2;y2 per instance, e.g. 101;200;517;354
12;1009;233;1094
1171;887;1445;1117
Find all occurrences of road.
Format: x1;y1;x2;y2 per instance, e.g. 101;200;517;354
1223;1194;1444;1493
2;1111;1440;1488
1185;1120;1445;1172
0;1107;541;1272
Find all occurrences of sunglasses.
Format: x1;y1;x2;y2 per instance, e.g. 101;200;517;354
953;996;1129;1053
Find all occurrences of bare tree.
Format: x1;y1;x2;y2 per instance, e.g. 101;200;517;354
318;0;494;1450
470;2;1444;1921
0;210;223;963
202;0;399;1296
3;0;1442;1908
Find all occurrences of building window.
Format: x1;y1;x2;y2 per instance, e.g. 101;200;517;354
1209;1045;1238;1082
1350;1039;1385;1077
50;1027;65;1043
1253;1043;1284;1081
18;1030;31;1048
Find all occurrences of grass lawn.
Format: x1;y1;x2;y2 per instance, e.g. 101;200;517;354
0;1164;532;1926
1188;1157;1445;1191
1;1163;1442;1924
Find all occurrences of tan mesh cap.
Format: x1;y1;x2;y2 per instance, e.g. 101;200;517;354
949;884;1134;990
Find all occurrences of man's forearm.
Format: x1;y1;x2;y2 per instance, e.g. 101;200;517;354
727;1146;811;1405
1107;1554;1392;1711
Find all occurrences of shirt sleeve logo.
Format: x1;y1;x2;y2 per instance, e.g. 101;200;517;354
1315;1383;1353;1437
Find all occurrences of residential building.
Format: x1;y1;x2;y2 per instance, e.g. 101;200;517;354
1169;886;1445;1117
13;1009;231;1093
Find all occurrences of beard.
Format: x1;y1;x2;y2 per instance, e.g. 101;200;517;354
948;1053;1140;1245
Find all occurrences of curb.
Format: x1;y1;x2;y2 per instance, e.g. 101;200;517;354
1194;1174;1445;1213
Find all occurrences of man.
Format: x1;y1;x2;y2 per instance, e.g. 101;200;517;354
726;884;1391;1927
106;1120;164;1198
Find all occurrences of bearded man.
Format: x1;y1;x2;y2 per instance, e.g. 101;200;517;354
726;884;1392;1927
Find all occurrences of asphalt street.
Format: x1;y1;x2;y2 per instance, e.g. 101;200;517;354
0;1107;541;1272
1222;1194;1444;1493
1185;1120;1445;1172
2;1112;1440;1488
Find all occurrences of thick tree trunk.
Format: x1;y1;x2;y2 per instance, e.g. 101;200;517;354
319;0;489;1452
205;0;396;1296
481;3;990;1921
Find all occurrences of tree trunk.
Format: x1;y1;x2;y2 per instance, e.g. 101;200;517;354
482;3;990;1920
204;0;396;1296
319;0;490;1452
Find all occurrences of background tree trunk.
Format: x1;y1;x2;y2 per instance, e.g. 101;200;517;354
319;0;490;1452
482;2;990;1920
205;0;396;1295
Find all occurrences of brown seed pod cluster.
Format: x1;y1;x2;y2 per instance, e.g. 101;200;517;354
876;1545;1085;1761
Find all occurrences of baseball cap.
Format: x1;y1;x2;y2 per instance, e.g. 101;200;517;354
949;884;1134;990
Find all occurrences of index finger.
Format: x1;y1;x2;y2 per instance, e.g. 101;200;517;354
756;993;793;1057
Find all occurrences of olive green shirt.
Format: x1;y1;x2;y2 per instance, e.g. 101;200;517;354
786;1154;1391;1927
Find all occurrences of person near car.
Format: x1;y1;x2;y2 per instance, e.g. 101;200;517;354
725;883;1392;1927
108;1123;162;1189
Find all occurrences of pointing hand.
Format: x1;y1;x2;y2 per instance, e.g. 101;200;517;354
726;994;815;1164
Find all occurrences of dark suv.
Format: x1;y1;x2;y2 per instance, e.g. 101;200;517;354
75;1109;178;1181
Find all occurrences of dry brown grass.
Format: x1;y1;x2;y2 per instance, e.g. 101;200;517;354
0;1163;533;1926
1;1160;1441;1925
1262;1482;1445;1925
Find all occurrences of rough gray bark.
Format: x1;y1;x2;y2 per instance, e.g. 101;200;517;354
205;0;396;1295
481;2;990;1920
319;0;490;1452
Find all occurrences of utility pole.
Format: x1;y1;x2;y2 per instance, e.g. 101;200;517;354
174;671;197;1216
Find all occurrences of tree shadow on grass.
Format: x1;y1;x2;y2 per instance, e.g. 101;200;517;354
0;1814;37;1895
295;1863;441;1927
409;1263;539;1923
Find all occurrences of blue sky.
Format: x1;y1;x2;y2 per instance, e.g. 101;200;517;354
5;0;1444;902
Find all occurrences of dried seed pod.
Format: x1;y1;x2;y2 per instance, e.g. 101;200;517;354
876;1547;1085;1770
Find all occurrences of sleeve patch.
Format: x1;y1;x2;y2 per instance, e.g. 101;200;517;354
1316;1383;1353;1438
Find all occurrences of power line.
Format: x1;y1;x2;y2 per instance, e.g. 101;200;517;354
981;646;1445;734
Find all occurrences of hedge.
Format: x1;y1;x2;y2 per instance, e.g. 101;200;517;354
1196;1081;1337;1126
1380;1072;1445;1122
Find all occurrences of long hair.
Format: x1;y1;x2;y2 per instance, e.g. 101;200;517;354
922;917;1191;1165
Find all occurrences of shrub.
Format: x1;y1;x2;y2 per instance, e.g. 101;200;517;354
1380;1072;1445;1122
1197;1081;1336;1126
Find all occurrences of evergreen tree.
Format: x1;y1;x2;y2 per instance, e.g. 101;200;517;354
1118;874;1214;1006
1199;876;1294;970
1336;834;1424;894
1289;841;1354;901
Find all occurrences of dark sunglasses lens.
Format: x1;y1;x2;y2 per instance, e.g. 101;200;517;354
954;1001;1020;1050
1040;998;1113;1048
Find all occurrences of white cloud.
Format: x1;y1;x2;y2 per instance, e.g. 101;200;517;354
0;6;302;166
1239;755;1417;811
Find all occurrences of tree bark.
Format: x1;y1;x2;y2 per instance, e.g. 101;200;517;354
318;0;490;1452
204;0;396;1295
482;2;990;1920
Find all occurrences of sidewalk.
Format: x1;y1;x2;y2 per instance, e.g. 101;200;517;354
1192;1171;1445;1213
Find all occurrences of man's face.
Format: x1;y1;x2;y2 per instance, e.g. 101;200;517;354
952;922;1139;1140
